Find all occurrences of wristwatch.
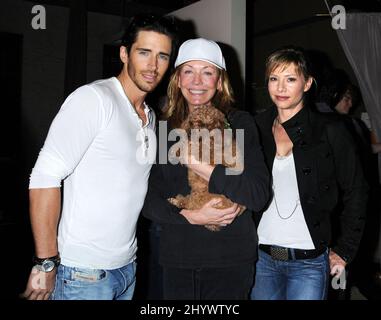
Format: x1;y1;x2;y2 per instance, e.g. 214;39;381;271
33;254;61;272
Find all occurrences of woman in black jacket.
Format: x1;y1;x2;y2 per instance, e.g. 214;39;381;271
142;38;270;300
250;46;368;300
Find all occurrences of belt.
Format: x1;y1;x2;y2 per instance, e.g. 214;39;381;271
259;244;326;261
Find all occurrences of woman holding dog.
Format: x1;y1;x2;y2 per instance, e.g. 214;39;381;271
250;46;368;300
142;38;270;299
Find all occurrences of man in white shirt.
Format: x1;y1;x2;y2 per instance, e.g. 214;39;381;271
22;14;178;300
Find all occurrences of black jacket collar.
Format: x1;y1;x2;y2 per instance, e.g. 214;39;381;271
282;106;312;148
258;104;313;147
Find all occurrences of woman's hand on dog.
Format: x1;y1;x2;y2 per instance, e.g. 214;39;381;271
180;198;241;226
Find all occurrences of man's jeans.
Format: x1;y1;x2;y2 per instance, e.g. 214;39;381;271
50;261;136;300
250;248;329;300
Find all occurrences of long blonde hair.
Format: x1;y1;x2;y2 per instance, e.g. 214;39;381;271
162;66;235;128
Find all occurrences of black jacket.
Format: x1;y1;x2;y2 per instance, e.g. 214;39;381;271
142;110;270;268
254;105;368;263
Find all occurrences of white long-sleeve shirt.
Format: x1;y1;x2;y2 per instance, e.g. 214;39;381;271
29;77;156;269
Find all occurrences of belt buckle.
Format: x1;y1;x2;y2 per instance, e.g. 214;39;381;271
270;246;289;261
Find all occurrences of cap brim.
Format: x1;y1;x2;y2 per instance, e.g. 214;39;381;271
176;58;225;70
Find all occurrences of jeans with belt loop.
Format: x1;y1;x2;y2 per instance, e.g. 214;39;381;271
250;247;329;300
50;261;136;300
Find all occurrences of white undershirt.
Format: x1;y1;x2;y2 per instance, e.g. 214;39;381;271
29;77;156;269
258;153;315;249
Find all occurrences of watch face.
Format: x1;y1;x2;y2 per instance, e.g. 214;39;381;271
42;260;55;272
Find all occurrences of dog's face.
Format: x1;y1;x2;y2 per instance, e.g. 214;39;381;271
182;105;226;133
189;106;226;130
180;105;239;168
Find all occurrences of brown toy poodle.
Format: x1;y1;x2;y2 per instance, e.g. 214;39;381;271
168;105;244;231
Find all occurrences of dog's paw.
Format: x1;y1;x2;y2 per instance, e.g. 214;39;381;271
168;196;188;208
238;205;246;215
168;197;180;207
204;224;221;232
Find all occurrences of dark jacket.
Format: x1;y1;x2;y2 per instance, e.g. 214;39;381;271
142;110;270;268
254;105;368;263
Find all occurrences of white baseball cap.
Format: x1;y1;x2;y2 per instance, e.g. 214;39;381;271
174;38;226;70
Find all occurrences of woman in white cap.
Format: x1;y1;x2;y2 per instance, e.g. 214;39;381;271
142;38;270;299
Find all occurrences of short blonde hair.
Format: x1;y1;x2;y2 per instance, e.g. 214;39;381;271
265;46;312;82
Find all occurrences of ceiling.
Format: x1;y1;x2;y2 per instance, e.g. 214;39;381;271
25;0;381;18
25;0;200;17
341;0;381;12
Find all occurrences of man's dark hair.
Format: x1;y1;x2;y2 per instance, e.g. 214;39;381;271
121;13;179;64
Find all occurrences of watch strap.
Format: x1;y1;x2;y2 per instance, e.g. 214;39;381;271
33;254;61;266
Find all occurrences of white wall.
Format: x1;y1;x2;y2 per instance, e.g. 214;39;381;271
171;0;246;80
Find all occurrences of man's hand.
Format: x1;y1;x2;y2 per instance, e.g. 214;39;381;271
20;267;57;300
181;198;241;226
329;250;347;278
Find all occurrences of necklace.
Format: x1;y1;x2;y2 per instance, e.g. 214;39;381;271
272;115;299;219
142;127;149;157
273;191;299;220
272;182;300;220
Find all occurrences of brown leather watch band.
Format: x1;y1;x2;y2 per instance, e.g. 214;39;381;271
33;254;61;266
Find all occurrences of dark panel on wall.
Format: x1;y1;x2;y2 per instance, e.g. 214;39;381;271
0;32;23;223
103;43;122;79
0;32;32;299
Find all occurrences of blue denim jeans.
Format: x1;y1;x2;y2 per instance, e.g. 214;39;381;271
250;248;329;300
50;261;136;300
